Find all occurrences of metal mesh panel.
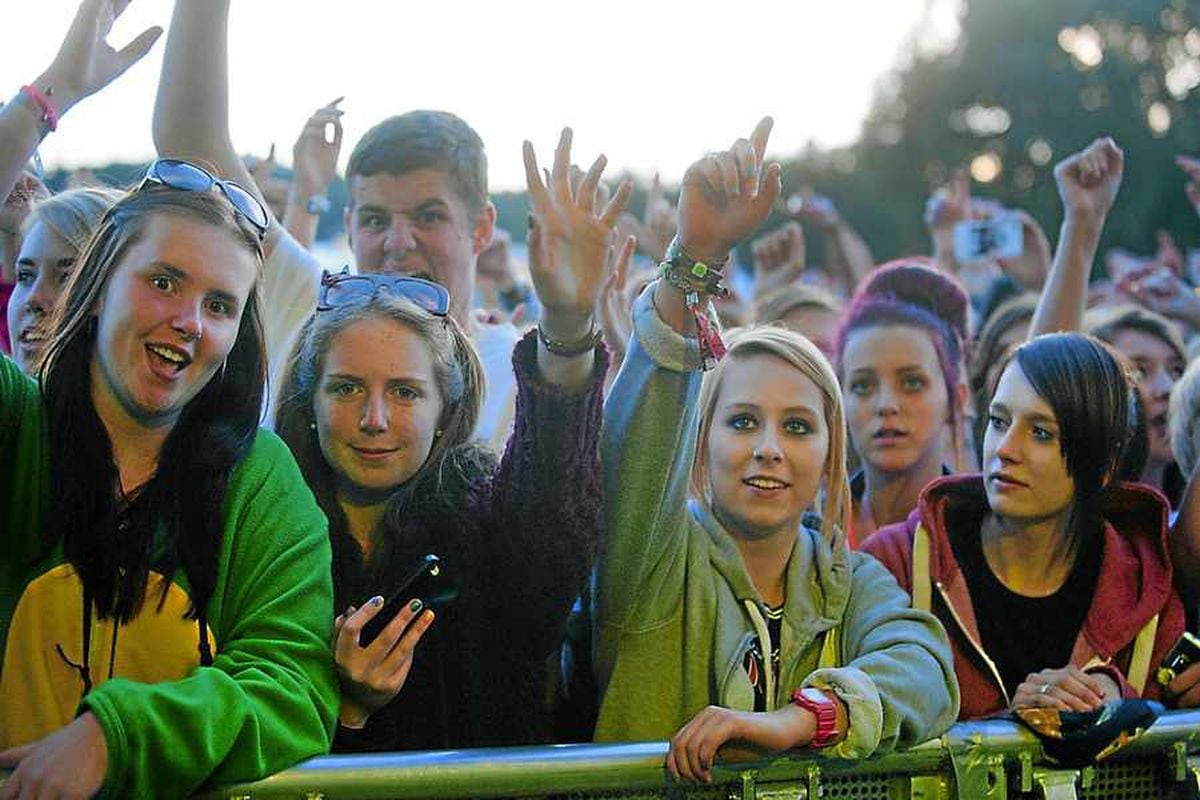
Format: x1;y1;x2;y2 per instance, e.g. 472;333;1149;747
1082;760;1172;800
820;773;904;799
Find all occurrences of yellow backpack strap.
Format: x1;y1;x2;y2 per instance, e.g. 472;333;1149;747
818;625;840;670
1126;613;1159;695
911;523;932;613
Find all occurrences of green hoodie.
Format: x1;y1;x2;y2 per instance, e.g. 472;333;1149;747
594;288;959;757
0;353;337;797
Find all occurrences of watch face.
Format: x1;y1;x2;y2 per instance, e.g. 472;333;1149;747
800;688;831;708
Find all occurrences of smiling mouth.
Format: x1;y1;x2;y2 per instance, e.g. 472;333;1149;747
145;343;192;372
17;327;46;346
743;476;790;490
351;446;399;456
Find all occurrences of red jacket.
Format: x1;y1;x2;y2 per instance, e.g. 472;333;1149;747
862;474;1184;720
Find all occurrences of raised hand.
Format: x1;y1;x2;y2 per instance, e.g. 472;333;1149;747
522;128;632;339
677;117;782;264
40;0;163;115
333;597;435;728
1118;262;1200;330
925;169;971;232
1054;137;1124;224
997;210;1053;289
292;97;344;199
751;221;806;299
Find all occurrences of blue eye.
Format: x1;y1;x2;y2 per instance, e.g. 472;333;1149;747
391;384;419;401
784;417;812;435
848;379;873;397
728;413;756;431
902;374;928;392
1032;426;1055;442
987;414;1009;432
328;382;360;398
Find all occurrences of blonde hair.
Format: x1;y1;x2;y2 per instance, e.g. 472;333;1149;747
1170;358;1200;475
755;283;841;326
690;325;851;544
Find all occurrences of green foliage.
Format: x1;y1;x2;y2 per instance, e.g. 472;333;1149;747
782;0;1200;265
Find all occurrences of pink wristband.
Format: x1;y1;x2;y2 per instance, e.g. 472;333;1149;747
20;85;58;132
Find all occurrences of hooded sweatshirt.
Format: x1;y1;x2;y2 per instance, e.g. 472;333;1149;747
593;288;959;757
0;352;338;798
863;474;1185;720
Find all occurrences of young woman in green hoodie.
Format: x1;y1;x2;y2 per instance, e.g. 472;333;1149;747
594;118;958;783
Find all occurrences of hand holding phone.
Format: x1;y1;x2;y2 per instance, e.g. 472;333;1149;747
952;215;1024;263
1156;631;1200;687
358;554;458;647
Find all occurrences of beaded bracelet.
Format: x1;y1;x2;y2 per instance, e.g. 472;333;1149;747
659;236;730;370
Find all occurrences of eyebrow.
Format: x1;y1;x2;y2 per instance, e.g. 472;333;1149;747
989;401;1058;427
724;401;820;416
15;256;75;268
325;373;432;386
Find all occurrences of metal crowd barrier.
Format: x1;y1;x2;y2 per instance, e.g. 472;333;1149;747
197;709;1200;800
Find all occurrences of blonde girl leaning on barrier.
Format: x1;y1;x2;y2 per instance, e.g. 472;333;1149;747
592;117;958;784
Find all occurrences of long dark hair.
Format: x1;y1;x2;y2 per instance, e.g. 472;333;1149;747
38;185;266;623
276;294;487;608
1006;333;1147;546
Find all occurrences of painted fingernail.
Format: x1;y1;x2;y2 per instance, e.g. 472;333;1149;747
371;595;384;606
409;599;424;613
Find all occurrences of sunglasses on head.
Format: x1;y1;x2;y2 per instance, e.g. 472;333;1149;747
136;159;270;235
317;267;451;316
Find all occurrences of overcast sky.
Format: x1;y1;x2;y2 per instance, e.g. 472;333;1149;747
3;1;961;190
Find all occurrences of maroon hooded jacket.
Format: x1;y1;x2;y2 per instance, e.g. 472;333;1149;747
863;475;1184;720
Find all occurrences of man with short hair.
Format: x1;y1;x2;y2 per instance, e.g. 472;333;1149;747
153;1;518;441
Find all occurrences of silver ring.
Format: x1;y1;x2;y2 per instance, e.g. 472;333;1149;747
1038;682;1054;695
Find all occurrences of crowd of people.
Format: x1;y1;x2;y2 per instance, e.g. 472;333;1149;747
3;1;1200;797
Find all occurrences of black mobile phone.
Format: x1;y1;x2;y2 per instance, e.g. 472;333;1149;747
1155;631;1200;686
358;554;457;647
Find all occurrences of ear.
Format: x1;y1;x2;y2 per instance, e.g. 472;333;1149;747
471;202;497;258
951;376;970;423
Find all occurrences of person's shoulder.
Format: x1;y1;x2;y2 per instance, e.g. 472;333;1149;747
229;429;311;497
860;518;916;562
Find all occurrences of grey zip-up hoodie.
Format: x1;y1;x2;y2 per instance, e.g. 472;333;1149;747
593;287;959;757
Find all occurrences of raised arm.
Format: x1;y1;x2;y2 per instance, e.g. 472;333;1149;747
1029;138;1124;337
596;118;780;654
282;98;344;250
152;0;267;217
522;128;632;390
0;0;160;204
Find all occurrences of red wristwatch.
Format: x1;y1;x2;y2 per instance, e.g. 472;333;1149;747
790;687;840;748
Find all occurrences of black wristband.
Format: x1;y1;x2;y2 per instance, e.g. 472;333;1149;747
537;324;602;357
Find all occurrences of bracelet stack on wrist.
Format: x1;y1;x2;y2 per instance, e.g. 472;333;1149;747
537;324;602;358
659;236;730;370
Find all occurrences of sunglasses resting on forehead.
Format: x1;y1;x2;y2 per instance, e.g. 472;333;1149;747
136;158;270;235
317;267;451;316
